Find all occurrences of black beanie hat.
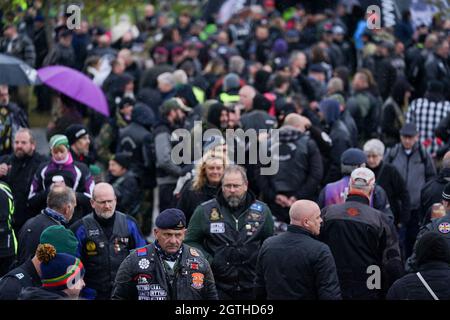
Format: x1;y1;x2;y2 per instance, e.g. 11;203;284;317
111;152;131;169
416;231;450;266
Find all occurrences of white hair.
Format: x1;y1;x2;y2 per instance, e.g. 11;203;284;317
157;72;176;87
363;139;385;156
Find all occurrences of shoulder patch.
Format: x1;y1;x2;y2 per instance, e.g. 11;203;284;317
250;203;263;212
438;222;450;234
346;207;360;217
136;247;147;257
190;247;200;257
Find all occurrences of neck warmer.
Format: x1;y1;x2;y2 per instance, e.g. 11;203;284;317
154;240;183;262
53;152;73;165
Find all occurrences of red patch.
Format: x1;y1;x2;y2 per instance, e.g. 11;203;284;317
190;263;199;270
346;208;360;217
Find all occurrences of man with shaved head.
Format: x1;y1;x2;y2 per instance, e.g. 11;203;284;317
239;85;276;131
71;182;146;299
260;113;323;224
255;200;341;299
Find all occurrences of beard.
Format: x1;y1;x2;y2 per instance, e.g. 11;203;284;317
225;194;245;208
96;210;114;219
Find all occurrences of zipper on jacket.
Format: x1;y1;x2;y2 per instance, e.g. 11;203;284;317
233;216;239;231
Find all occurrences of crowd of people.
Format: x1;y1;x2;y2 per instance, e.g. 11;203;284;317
0;0;449;300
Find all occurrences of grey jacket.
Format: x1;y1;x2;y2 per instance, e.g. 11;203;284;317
384;143;436;210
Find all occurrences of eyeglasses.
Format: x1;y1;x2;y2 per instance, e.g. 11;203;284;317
93;199;115;205
223;184;243;190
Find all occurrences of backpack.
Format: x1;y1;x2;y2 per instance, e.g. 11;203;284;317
385;143;427;166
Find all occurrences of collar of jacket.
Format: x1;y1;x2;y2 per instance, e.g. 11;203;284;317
287;224;314;237
346;192;370;205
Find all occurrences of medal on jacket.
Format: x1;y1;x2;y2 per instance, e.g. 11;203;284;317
114;239;121;254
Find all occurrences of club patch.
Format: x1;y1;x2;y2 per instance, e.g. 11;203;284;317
250;203;263;212
190;248;200;257
210;222;225;233
438;222;450;234
191;272;204;289
139;258;150;270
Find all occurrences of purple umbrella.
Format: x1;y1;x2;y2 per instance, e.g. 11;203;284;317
37;66;109;117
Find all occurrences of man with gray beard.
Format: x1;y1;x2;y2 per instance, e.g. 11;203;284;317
185;165;274;299
71;182;146;300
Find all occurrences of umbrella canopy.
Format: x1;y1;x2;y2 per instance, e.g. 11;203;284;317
37;66;109;117
0;53;40;85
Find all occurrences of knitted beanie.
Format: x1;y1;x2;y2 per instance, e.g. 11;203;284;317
36;244;85;291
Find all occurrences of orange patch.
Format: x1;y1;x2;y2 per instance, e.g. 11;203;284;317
346;207;360;217
191;272;204;289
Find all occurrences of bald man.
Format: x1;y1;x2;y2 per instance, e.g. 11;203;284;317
260;113;323;223
71;182;146;299
239;86;276;131
255;200;341;299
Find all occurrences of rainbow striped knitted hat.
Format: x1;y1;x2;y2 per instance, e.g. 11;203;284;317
40;253;85;291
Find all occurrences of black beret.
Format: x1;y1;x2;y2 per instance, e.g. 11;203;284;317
155;209;186;230
65;124;88;146
341;148;367;165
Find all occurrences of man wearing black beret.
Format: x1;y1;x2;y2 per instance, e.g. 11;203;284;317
406;182;450;273
112;208;218;300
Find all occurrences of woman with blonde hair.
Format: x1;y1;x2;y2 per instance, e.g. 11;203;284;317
177;149;229;223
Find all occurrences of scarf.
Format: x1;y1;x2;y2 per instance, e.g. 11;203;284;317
154;240;183;262
44;207;68;225
53;151;73;165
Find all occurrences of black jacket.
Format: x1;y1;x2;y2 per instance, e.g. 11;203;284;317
320;194;403;299
16;210;66;265
0;152;47;231
107;171;142;217
371;161;411;225
240;110;277;131
324;120;352;184
261;127;323;222
177;180;219;224
387;261;450;300
0;259;40;300
112;243;218;300
18;287;69;300
420;168;450;225
255;225;341;300
347;89;381;141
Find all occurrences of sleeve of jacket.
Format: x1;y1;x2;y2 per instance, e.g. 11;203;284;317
111;253;136;300
184;206;211;261
71;220;86;258
202;259;219;300
405;222;433;273
314;243;342;300
126;217;147;248
393;168;411;224
261;206;274;240
27;164;48;214
23;36;36;68
296;139;323;200
154;131;184;177
374;186;395;224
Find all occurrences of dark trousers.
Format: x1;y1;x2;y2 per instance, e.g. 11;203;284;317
217;287;255;300
405;209;420;260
